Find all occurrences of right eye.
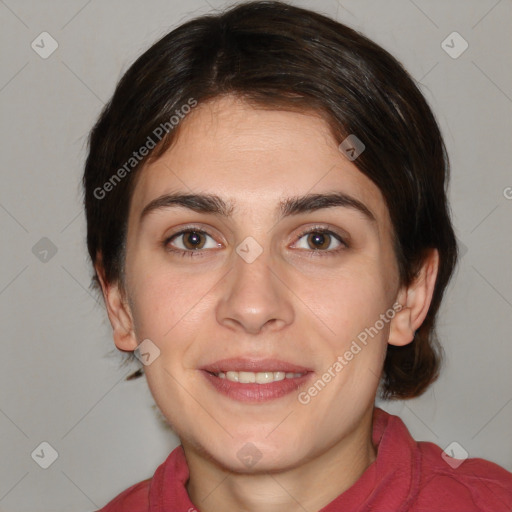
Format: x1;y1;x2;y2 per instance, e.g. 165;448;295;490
164;228;222;258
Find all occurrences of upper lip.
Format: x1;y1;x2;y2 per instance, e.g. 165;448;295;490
200;357;313;374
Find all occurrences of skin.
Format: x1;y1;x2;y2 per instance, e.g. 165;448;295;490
97;95;439;512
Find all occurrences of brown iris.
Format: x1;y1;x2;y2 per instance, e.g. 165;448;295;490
307;232;331;250
182;231;206;250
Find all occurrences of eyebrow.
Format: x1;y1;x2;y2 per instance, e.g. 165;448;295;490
139;191;376;224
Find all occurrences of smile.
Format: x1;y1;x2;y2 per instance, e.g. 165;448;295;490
200;357;314;402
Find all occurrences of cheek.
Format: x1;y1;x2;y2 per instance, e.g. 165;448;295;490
126;257;221;364
125;260;192;341
126;265;205;408
309;261;392;342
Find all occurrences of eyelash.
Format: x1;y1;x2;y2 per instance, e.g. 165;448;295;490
163;225;348;259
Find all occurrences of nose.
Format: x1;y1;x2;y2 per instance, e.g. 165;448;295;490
215;247;294;335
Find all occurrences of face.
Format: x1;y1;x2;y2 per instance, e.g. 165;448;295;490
118;96;403;472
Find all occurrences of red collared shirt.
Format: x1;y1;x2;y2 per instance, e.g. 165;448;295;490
98;408;512;511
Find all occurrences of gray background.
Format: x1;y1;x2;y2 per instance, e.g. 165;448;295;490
0;0;511;510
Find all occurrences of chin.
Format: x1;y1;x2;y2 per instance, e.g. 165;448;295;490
204;435;307;474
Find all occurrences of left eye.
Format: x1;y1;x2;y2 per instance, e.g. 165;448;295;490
293;230;345;251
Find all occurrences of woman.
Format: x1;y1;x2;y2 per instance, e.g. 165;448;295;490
83;1;512;510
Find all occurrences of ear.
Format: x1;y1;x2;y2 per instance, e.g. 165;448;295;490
388;248;439;347
95;257;138;352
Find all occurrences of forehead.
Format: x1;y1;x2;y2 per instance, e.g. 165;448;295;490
129;96;391;233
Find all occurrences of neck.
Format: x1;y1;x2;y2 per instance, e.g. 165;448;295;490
184;407;377;512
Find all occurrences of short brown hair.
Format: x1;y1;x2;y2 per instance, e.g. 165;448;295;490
83;0;459;399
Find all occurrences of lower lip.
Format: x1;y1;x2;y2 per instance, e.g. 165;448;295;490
201;370;313;402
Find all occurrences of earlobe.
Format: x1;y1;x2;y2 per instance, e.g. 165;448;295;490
388;305;414;346
388;249;439;347
95;259;138;352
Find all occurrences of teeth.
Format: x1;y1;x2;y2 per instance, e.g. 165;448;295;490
215;371;305;383
226;371;239;382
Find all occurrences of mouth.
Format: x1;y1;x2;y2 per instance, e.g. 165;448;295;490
200;358;314;402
